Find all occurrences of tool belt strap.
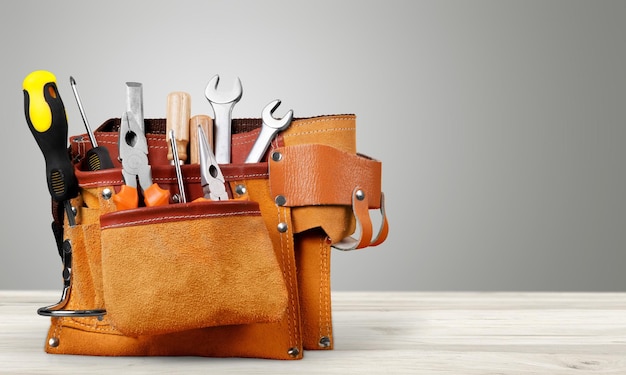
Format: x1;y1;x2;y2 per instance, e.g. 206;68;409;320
269;143;382;208
269;143;388;249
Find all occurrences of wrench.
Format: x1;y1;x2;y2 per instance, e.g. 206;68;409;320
204;74;242;164
245;99;294;163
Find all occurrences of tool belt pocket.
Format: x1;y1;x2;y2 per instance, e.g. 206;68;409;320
98;200;288;337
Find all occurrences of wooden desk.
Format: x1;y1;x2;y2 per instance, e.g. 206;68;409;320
1;291;625;374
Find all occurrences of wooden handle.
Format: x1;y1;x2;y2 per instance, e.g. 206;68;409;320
166;92;191;163
189;115;213;164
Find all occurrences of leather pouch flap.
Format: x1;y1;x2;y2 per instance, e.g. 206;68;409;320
99;200;288;336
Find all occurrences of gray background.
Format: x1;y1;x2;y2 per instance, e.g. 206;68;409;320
1;1;624;291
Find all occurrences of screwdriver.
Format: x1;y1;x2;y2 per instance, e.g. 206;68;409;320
166;92;191;165
69;76;114;171
189;115;213;164
23;70;78;226
168;129;187;203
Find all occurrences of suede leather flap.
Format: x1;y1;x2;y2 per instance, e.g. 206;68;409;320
99;200;288;337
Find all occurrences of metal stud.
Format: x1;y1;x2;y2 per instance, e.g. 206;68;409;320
271;151;283;162
319;336;331;348
235;184;247;196
277;222;288;233
287;347;300;357
102;188;112;200
97;315;104;321
172;194;181;203
355;189;365;201
48;337;59;348
275;195;287;206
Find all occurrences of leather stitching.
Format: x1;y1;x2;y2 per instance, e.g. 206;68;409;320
101;211;260;230
277;207;293;348
291;117;354;128
67;318;119;333
318;236;324;340
283;127;354;138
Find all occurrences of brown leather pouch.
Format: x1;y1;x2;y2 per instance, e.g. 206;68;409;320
41;114;388;359
99;200;287;336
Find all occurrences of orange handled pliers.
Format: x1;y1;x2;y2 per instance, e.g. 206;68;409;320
113;110;170;210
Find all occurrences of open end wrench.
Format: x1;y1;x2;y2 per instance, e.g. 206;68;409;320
245;99;294;163
204;75;242;164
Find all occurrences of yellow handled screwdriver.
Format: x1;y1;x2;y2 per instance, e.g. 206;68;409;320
23;70;78;226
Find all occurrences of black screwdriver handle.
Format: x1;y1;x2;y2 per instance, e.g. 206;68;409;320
69;76;115;171
23;70;78;203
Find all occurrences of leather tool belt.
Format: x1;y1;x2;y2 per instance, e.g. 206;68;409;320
42;114;388;360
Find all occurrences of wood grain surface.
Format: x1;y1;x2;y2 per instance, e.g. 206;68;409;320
1;291;625;374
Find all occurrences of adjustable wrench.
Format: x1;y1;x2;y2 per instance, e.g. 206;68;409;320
204;75;242;164
245;99;293;163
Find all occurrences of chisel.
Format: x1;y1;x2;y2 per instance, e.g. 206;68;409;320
69;76;114;171
23;70;78;226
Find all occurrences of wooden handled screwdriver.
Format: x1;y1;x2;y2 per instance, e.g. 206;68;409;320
189;115;213;164
166;92;191;165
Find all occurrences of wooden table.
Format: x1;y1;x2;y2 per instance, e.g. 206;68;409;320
1;291;625;374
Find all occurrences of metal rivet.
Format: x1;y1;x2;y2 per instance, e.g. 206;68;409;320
235;184;247;196
275;195;286;206
97;315;104;321
319;336;331;348
287;347;300;357
271;152;282;162
172;194;181;203
48;337;59;347
277;222;288;233
355;189;365;201
102;188;112;200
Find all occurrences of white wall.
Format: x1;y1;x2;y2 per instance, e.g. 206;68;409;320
1;0;624;290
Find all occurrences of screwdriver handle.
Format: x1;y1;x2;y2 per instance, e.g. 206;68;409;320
70;76;114;171
166;92;191;163
189;115;213;164
23;70;78;203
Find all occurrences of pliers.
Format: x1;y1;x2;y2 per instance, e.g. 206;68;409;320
113;111;170;210
197;125;229;201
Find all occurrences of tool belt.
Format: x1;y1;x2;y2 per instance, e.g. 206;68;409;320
42;114;388;359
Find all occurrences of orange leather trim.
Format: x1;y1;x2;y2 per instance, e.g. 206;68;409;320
269;144;382;208
295;230;333;350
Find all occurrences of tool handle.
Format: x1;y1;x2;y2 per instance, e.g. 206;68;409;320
113;183;170;210
70;76;115;171
166;92;191;163
23;70;78;202
112;185;139;210
189;115;213;164
143;183;170;207
86;147;115;171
